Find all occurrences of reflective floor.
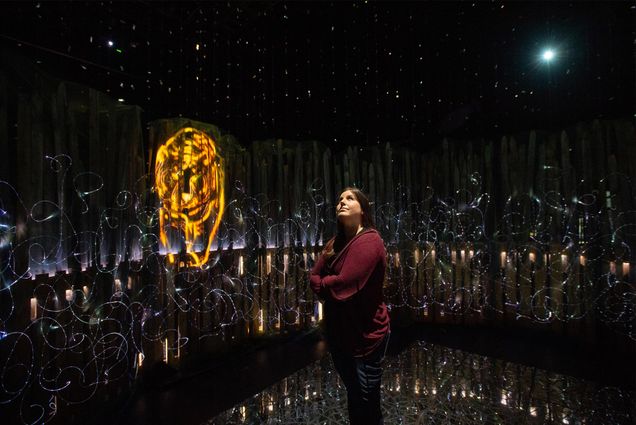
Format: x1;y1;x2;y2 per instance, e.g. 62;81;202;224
205;341;635;425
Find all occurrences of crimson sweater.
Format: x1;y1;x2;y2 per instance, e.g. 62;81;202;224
309;228;390;357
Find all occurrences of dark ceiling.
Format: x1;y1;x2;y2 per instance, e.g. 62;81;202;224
0;1;634;149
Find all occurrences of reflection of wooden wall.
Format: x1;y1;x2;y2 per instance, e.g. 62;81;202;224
240;120;635;248
385;241;633;338
0;62;146;277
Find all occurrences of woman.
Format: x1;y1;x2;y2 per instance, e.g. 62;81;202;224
310;187;391;425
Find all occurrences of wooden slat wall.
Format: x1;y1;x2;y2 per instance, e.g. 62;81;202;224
2;66;634;422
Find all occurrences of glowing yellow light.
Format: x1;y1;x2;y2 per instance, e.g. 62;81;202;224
155;127;225;268
258;309;264;333
176;327;181;358
30;297;38;321
500;389;507;405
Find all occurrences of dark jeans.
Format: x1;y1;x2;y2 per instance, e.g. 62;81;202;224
329;331;391;425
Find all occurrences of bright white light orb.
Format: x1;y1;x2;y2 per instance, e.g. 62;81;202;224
542;49;555;62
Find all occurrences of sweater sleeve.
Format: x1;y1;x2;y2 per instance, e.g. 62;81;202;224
309;253;328;296
317;236;384;302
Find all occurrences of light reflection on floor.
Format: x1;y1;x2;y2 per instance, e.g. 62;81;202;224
204;341;635;425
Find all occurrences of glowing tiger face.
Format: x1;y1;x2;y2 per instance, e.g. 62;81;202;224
155;127;225;267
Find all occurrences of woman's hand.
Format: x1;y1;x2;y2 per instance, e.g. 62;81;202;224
310;274;324;294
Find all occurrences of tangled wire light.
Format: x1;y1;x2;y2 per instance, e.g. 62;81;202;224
0;154;634;424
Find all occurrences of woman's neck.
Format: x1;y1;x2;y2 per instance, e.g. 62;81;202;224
343;223;364;242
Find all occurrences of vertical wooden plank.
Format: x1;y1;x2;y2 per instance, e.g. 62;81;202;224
88;89;101;266
442;138;450;197
483;140;494;231
334;158;342;203
52;83;69;268
518;140;527;195
0;72;7;183
526;131;537;196
560;130;572;197
31;79;46;272
614;120;636;209
343;152;350;188
322;148;332;206
405;150;412;209
535;135;546;196
500;136;510;203
277;139;284;224
347;145;355;186
453;163;460;202
466;141;473;192
369;163;376;216
385;142;393;208
15;93;32;275
312;141;320;189
362;159;369;195
285;146;294;221
290;143;305;216
510;136;521;196
420;154;427;206
373;146;384;206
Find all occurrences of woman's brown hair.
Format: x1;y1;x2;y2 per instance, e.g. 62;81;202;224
323;187;375;261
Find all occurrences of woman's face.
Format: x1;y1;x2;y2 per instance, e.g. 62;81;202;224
336;190;363;225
